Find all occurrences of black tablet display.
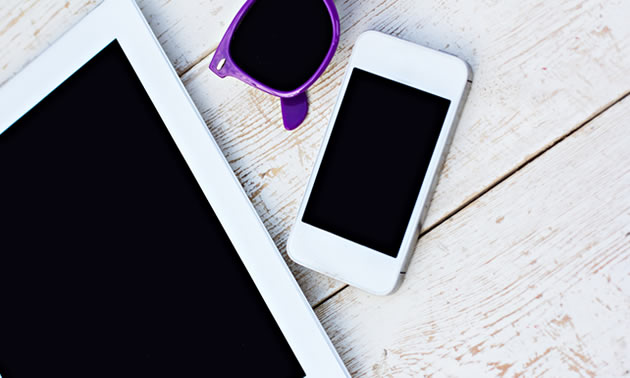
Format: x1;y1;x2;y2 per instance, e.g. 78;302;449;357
0;40;304;378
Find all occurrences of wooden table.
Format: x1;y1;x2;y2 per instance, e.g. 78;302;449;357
2;1;629;376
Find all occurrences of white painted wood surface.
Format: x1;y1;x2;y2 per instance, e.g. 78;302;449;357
182;0;630;306
2;0;629;376
0;0;241;84
317;95;630;377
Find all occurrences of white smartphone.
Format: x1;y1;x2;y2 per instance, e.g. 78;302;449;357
288;31;471;295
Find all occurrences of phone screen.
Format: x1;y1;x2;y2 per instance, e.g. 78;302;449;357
302;68;451;258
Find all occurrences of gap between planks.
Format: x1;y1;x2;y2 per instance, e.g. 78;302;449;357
173;18;630;309
180;0;630;307
5;0;630;311
311;88;630;311
177;45;217;79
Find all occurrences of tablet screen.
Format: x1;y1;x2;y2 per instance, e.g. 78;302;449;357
0;41;304;378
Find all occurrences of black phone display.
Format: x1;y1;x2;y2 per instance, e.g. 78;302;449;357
302;68;451;258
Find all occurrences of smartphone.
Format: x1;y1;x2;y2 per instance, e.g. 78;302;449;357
287;31;471;295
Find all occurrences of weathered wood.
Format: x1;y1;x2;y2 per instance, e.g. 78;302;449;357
134;0;241;74
0;1;101;85
182;0;630;306
316;95;630;377
4;0;630;308
2;1;630;376
0;0;240;85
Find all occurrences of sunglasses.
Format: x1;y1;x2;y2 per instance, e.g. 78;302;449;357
209;0;340;131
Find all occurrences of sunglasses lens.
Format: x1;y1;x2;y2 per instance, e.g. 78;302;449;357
230;0;334;92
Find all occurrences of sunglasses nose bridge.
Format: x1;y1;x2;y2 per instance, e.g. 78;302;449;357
281;92;309;131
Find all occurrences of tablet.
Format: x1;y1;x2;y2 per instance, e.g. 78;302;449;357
0;1;348;377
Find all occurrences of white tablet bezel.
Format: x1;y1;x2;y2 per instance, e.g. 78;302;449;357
0;1;349;376
288;31;471;296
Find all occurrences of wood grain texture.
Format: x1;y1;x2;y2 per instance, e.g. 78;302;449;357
4;0;630;308
135;0;241;74
0;0;240;85
0;0;101;86
181;0;630;306
2;1;630;376
316;95;630;377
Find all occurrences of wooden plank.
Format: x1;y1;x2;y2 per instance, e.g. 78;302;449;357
0;1;101;86
315;96;630;377
134;0;241;74
0;0;240;85
181;0;630;306
4;0;630;310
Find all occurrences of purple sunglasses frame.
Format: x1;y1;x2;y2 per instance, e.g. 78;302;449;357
209;0;340;130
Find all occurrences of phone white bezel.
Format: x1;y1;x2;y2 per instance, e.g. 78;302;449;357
288;31;471;295
0;1;349;376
